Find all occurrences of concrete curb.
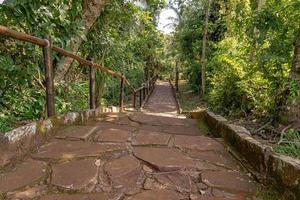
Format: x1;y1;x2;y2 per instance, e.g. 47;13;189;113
169;80;182;114
187;110;300;198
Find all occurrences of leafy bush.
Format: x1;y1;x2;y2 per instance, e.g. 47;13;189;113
206;37;274;117
56;81;89;113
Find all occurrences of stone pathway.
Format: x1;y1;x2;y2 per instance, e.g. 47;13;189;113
0;81;258;200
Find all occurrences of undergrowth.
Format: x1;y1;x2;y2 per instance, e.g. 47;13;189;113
177;80;300;159
177;80;207;112
274;129;300;159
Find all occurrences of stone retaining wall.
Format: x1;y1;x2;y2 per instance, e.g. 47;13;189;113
0;106;120;168
188;110;300;198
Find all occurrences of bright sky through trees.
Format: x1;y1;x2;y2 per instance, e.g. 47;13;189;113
134;0;177;34
157;8;178;34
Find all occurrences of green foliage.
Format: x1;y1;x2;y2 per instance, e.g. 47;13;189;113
0;0;84;45
172;0;300;120
274;129;300;159
206;37;275;117
0;0;85;132
255;184;284;200
81;0;165;106
177;80;207;112
0;0;165;132
55;81;89;113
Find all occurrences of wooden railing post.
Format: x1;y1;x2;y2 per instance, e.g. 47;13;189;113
146;82;149;96
143;84;146;100
119;75;125;112
43;35;55;117
139;89;142;108
175;61;179;92
89;59;96;109
133;90;136;109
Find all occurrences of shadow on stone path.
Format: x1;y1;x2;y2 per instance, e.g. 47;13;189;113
0;81;258;200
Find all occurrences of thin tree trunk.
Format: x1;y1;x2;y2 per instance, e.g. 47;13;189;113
200;0;212;97
250;0;266;61
144;64;149;81
288;29;300;126
175;60;179;92
54;0;107;83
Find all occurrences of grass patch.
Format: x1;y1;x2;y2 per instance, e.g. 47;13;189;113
197;119;211;136
255;184;284;200
0;113;16;133
274;129;300;159
177;80;207;112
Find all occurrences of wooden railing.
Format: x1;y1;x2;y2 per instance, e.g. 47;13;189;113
132;76;157;109
0;25;157;117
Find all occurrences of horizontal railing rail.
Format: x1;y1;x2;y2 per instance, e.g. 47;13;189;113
0;25;157;117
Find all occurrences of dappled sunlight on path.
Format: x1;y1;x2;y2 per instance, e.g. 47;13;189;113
0;81;259;200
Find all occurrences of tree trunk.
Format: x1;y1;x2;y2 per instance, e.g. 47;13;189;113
200;0;212;97
288;30;300;127
54;0;107;82
175;60;179;92
250;0;266;61
144;64;149;81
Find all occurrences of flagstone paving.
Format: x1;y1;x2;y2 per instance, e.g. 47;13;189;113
0;81;258;200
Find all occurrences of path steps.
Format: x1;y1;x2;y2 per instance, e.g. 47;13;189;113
0;81;257;200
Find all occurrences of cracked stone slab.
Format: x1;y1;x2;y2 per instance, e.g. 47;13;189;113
104;155;141;191
157;117;191;126
114;116;140;127
51;159;98;190
0;151;15;168
162;125;201;135
212;188;247;199
55;125;98;140
131;113;191;127
40;193;111;200
187;150;239;169
153;172;198;194
202;170;256;194
134;147;196;171
96;122;136;132
190;195;241;200
33;140;126;159
139;125;162;132
125;189;181;200
7;185;47;199
174;135;225;151
133;132;171;146
0;160;46;193
95;128;131;143
129;113;162;126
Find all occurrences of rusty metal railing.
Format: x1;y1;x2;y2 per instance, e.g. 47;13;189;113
0;25;157;117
